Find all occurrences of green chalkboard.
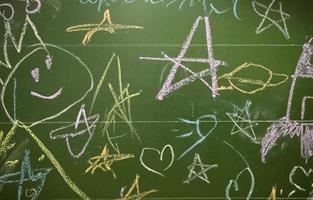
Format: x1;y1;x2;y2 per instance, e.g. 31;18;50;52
0;0;313;199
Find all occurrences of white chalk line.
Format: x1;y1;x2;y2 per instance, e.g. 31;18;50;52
1;120;313;124
1;44;304;47
21;198;284;199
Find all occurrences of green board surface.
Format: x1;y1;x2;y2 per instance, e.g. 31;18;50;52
0;0;313;199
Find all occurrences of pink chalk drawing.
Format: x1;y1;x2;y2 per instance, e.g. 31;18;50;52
140;16;226;100
261;38;313;162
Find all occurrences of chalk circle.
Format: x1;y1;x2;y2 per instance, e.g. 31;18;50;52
0;3;14;21
1;43;94;127
25;0;41;14
222;63;289;94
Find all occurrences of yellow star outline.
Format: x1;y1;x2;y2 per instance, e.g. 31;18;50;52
117;174;158;200
66;9;143;45
85;145;134;178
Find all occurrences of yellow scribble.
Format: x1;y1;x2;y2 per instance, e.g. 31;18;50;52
66;9;143;45
0;121;18;158
117;174;158;200
97;54;141;153
85;145;134;179
267;185;277;200
218;63;288;94
7;120;91;200
4;159;19;168
38;154;45;161
89;54;116;115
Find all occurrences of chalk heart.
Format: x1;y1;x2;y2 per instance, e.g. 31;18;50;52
225;168;254;200
289;166;313;192
140;144;174;177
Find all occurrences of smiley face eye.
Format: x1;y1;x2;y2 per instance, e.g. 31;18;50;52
45;55;52;70
31;68;40;82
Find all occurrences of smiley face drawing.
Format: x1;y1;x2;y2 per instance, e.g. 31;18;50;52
1;43;94;127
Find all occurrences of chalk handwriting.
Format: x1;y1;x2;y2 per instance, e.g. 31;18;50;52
85;145;134;179
226;100;259;144
0;149;52;200
183;153;218;184
140;16;226;100
252;0;290;39
177;114;217;160
79;0;241;20
50;104;99;158
140;144;174;177
66;9;143;45
261;38;313;162
117;174;158;200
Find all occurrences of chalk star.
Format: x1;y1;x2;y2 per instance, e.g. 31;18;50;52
66;9;143;45
252;0;290;39
117;174;158;200
0;149;52;200
85;145;134;179
183;153;218;184
49;104;100;158
140;16;226;100
227;101;259;144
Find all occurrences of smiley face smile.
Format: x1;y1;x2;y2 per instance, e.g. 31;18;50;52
30;87;63;100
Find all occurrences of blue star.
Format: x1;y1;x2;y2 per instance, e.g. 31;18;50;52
0;149;52;200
